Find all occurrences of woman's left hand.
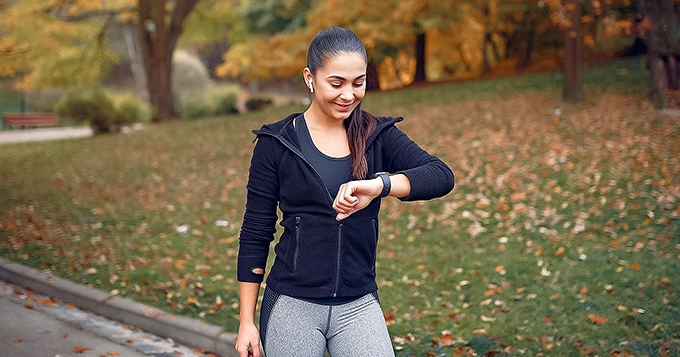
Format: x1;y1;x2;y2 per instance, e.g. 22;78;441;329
333;178;383;220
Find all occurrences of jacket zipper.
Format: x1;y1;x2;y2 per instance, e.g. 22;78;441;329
333;222;343;297
258;127;364;297
294;216;301;272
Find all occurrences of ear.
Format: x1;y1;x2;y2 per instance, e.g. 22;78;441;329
302;67;313;86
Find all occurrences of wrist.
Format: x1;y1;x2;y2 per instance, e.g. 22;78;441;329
371;172;391;198
240;319;256;325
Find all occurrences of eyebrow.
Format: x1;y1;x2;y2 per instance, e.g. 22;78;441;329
326;74;367;81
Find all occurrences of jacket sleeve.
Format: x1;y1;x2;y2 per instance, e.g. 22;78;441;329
381;125;454;201
237;135;280;283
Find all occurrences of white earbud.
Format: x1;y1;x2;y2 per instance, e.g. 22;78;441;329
309;80;314;94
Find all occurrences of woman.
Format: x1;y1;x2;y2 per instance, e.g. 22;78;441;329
236;26;454;357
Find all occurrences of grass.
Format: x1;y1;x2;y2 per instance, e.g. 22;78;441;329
1;58;679;356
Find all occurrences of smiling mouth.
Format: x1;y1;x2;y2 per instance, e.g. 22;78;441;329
334;102;354;111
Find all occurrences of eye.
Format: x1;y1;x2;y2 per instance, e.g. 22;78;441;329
331;82;342;88
353;81;365;87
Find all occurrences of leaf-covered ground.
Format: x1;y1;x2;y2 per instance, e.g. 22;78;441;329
1;59;678;356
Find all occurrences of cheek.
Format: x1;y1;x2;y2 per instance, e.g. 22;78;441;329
354;87;366;100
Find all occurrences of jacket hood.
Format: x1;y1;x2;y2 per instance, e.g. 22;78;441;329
252;112;404;149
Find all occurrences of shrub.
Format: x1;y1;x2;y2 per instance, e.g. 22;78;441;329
172;50;212;105
208;84;240;116
245;97;273;111
111;92;151;125
54;89;117;134
179;93;215;120
54;89;148;134
178;84;241;120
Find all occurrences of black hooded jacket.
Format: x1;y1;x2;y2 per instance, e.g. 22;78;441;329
237;113;454;298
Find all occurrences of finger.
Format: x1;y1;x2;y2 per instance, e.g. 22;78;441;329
235;345;248;357
252;342;262;357
333;189;357;211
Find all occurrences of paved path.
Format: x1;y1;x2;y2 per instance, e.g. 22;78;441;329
0;258;237;357
0;127;93;145
0;279;218;357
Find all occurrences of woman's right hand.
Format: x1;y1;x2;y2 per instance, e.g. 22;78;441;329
235;322;262;357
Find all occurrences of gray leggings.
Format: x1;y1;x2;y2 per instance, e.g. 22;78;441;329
260;288;395;357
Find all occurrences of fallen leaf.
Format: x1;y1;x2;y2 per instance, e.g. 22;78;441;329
107;352;120;356
37;298;58;307
631;262;640;270
14;339;22;344
588;314;607;324
74;345;92;353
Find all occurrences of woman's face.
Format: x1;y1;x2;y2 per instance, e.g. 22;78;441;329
307;52;367;121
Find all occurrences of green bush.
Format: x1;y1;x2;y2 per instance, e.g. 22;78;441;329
172;50;212;104
111;92;151;125
208;84;240;116
179;93;215;120
54;90;117;134
54;89;148;134
245;97;273;111
178;84;241;120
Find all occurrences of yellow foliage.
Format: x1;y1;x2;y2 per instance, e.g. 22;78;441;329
0;35;29;77
69;0;103;15
378;52;416;90
583;34;595;47
0;0;125;89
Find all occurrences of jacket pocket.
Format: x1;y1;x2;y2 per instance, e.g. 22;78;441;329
293;216;301;272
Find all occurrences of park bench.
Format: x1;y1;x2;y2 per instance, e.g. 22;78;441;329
2;112;57;129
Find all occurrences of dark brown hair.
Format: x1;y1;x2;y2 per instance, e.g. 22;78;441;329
307;26;376;179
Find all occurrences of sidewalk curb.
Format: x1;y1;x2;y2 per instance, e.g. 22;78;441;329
0;257;238;357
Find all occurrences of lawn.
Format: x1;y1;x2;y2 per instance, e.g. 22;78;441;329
1;58;679;356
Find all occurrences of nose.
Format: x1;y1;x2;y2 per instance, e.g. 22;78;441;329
339;86;353;101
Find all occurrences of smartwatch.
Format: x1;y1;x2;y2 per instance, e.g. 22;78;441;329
372;172;391;198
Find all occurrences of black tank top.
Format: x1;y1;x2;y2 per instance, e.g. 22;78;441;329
295;115;352;198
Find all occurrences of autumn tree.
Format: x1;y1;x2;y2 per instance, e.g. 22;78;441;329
545;0;639;102
218;0;464;89
0;0;210;122
632;0;679;107
561;0;585;101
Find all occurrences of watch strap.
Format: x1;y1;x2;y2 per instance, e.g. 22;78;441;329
372;172;391;198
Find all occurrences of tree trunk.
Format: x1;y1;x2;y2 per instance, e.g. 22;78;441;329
482;32;492;73
648;56;668;104
562;0;584;102
633;0;680;107
413;32;426;83
519;14;537;68
137;0;199;122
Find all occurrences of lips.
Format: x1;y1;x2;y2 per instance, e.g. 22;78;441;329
334;102;354;111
